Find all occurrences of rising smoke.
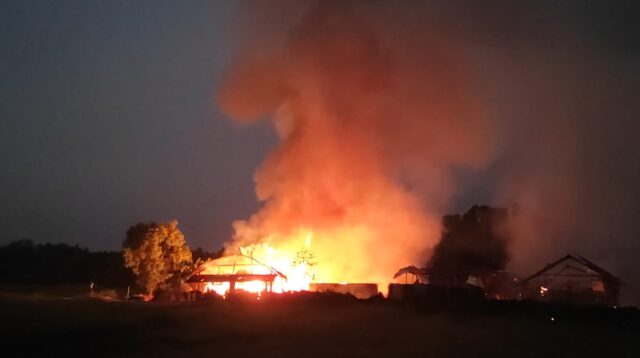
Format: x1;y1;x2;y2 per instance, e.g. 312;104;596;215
217;0;640;301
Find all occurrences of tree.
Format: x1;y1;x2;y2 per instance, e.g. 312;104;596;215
428;205;511;273
123;220;192;295
0;239;134;287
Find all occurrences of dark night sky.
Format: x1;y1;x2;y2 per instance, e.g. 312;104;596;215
1;1;277;250
1;0;639;260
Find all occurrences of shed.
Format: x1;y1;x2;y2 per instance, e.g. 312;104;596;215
518;254;621;306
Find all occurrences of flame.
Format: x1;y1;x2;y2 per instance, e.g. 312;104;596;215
214;1;490;295
199;229;317;296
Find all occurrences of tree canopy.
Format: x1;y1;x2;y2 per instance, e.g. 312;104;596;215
428;205;511;272
123;220;192;295
0;239;134;287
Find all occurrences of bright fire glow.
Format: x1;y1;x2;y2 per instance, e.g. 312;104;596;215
199;229;317;296
213;0;494;301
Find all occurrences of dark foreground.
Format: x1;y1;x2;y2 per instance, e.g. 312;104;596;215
0;291;638;358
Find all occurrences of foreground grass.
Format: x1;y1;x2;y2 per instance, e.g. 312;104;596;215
0;293;637;358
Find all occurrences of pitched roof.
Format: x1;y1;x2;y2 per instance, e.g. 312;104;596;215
518;254;622;286
187;254;287;281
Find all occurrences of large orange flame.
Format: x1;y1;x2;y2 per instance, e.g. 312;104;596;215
199;229;316;296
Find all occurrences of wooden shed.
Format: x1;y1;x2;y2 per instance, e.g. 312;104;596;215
518;254;621;306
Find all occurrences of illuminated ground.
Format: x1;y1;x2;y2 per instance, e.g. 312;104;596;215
0;291;637;357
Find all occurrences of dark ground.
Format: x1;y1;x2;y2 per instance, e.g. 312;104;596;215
0;288;637;358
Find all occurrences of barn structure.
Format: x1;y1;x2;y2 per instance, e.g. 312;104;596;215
518;254;621;306
186;255;379;299
186;254;286;295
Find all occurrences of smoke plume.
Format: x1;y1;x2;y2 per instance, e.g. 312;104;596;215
217;1;640;300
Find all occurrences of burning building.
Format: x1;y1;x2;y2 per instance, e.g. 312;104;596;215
187;236;380;299
186;254;286;297
518;254;622;306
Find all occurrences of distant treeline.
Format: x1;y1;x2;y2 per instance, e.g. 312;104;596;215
0;239;221;287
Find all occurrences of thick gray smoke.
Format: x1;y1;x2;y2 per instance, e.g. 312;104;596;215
218;1;640;303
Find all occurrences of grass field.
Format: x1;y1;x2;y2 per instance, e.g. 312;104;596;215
0;290;637;358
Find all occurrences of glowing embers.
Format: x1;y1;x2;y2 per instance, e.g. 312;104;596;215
540;285;549;297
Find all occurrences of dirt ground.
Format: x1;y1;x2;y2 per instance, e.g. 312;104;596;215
0;291;637;358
